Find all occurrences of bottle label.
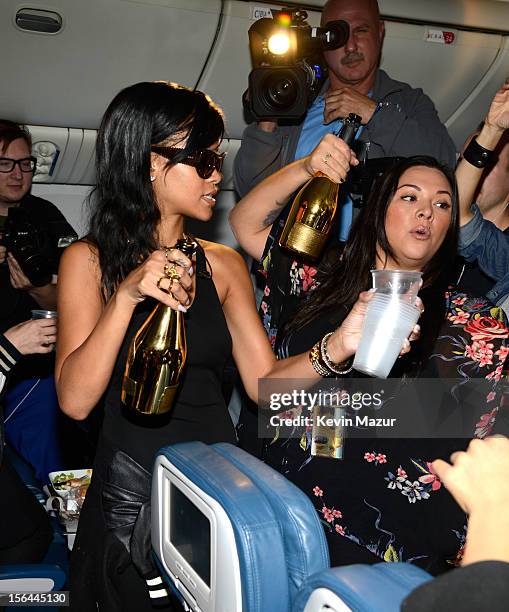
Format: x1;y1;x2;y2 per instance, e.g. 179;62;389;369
285;222;328;259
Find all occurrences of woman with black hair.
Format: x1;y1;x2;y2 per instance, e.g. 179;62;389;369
232;153;509;575
55;81;385;611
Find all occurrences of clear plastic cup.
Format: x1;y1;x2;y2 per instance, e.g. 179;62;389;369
352;269;422;379
371;269;422;304
31;309;57;319
353;294;420;378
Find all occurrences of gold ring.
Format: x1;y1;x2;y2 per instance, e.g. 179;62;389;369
323;152;332;163
164;262;181;282
156;275;166;290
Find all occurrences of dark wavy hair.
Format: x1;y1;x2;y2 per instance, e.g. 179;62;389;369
87;81;224;298
288;156;459;362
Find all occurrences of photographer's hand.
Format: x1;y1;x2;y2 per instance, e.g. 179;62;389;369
7;252;36;291
7;252;57;309
324;87;377;125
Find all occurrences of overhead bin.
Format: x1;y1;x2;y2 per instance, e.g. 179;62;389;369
4;0;509;188
1;0;223;130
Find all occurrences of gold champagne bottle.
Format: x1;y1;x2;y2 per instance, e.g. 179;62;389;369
121;237;196;416
279;113;361;259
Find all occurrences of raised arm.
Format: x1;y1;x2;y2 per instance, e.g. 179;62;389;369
229;133;356;261
55;241;192;419
456;82;509;226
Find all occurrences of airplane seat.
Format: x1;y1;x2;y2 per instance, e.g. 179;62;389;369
212;442;329;598
152;441;291;612
153;442;433;612
0;445;68;602
292;564;433;612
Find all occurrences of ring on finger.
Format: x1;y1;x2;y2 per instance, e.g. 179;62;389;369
156;275;167;290
323;152;332;165
164;262;181;282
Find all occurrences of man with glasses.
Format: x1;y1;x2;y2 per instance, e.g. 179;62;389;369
0;119;77;484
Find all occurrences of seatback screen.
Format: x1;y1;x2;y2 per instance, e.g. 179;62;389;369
169;483;211;586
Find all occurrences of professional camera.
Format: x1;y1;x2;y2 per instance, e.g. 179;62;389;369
246;9;349;121
0;207;77;286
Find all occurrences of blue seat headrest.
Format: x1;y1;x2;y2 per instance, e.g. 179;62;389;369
293;563;433;612
156;441;291;612
213;442;329;600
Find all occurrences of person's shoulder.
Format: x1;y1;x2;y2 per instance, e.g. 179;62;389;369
21;193;73;226
22;193;61;213
199;239;246;270
198;239;247;279
375;69;427;98
61;239;99;273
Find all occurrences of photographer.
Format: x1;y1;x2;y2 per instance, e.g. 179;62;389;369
235;0;456;200
0;119;77;483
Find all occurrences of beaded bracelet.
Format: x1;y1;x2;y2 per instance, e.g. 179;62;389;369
309;341;331;377
320;332;354;375
463;138;495;168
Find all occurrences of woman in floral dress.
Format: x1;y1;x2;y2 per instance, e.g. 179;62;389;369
262;156;509;576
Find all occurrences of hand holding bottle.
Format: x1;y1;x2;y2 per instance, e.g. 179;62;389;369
303;133;359;183
279;114;362;259
117;248;194;312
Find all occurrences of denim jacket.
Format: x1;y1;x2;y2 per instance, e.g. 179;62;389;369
458;204;509;314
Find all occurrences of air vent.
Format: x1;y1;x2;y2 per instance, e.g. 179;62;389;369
16;8;63;34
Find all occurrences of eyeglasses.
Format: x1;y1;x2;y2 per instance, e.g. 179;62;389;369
151;146;225;179
0;157;37;173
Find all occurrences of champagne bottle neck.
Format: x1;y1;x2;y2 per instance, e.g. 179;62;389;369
336;113;362;147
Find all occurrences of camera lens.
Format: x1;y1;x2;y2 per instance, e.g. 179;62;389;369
262;71;298;109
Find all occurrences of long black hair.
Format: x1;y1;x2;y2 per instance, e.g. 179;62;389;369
87;81;224;299
288;156;459;362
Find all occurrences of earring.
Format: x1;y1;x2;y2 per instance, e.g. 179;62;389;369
150;175;155;182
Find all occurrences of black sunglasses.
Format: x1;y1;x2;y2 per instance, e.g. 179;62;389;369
151;146;225;179
0;156;37;173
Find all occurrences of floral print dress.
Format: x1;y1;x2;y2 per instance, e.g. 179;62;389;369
264;290;509;576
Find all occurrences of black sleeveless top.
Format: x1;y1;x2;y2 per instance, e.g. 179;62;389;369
101;246;236;471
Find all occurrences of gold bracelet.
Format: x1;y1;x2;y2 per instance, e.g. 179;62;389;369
320;332;354;375
309;341;331;377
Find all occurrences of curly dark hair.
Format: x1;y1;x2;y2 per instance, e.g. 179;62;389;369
87;81;224;298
